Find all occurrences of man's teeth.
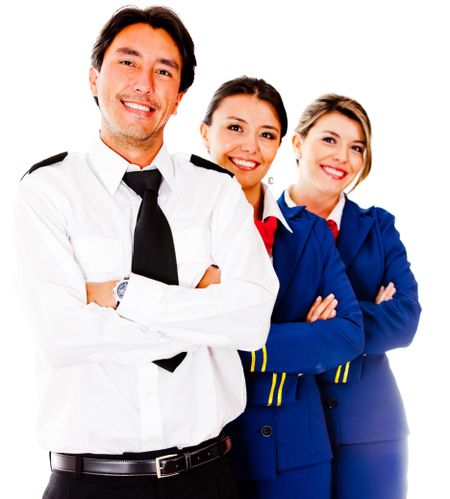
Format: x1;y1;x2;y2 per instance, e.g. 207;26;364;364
233;159;257;168
124;102;152;112
323;166;345;178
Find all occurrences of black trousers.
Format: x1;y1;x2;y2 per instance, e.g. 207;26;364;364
42;453;238;499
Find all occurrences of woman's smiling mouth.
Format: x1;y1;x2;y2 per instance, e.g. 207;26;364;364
229;157;260;170
320;164;347;180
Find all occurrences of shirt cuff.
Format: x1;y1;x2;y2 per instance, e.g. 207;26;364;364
116;272;166;325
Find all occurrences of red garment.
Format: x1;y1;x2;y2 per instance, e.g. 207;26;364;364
326;219;339;242
254;216;278;255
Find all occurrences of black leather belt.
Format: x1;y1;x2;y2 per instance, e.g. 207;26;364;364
50;435;232;478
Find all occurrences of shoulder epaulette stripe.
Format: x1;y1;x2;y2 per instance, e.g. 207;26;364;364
22;151;69;180
190;154;234;177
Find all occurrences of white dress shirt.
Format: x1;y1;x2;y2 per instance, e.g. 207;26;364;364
14;136;278;454
284;190;346;228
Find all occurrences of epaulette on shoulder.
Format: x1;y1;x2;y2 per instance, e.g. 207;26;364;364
21;151;69;180
190;154;234;178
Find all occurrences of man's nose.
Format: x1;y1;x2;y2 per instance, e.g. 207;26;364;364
133;70;155;94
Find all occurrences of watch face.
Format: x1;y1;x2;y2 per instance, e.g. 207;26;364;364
117;280;128;300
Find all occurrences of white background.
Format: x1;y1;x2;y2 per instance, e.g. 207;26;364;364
1;0;448;497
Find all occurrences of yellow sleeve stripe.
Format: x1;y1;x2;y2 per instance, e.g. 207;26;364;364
334;365;342;384
342;362;350;383
261;345;268;372
250;345;267;373
267;373;278;406
276;372;287;407
250;351;256;372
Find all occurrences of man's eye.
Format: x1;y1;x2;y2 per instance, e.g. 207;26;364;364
120;60;134;66
157;69;172;77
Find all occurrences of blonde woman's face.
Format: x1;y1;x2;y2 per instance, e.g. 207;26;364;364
293;112;366;196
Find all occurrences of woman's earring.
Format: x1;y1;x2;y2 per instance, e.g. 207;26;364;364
296;152;302;160
268;177;274;185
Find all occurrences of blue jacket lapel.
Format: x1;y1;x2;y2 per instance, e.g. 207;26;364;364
274;196;316;307
338;198;375;267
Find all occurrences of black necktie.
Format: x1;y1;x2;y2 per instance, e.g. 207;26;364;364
123;169;186;372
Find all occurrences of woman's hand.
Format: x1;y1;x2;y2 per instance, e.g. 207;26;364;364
374;282;396;304
306;293;338;322
86;281;117;308
196;265;221;289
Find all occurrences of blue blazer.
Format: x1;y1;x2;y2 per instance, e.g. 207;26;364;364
318;199;421;445
227;198;364;480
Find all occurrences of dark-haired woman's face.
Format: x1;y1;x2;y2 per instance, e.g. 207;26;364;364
293;112;365;196
200;94;281;192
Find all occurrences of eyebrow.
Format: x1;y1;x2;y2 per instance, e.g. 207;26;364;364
227;116;280;132
115;47;180;71
322;129;365;145
116;47;141;57
159;58;180;71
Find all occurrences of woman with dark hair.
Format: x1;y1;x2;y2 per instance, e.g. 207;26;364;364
288;94;421;498
200;77;364;499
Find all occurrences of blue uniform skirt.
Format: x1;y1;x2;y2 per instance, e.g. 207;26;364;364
237;460;331;499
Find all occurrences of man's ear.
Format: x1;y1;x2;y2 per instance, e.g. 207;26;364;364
171;91;185;116
89;66;100;98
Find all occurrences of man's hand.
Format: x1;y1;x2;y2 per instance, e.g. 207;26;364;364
86;281;117;308
86;265;224;307
196;265;221;289
306;293;338;322
374;282;396;304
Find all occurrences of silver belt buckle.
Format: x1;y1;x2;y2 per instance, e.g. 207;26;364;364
155;454;179;478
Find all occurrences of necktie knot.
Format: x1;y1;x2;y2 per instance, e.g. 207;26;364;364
123;169;162;197
254;216;278;255
326;219;339;242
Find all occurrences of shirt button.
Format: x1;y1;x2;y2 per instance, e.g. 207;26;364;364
260;425;273;437
325;397;338;409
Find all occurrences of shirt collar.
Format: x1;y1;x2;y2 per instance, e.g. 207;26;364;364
327;192;346;229
284;189;346;229
262;184;292;232
88;134;176;195
283;189;297;209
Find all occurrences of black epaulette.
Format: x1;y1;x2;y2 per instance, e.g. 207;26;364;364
21;151;69;180
190;154;234;178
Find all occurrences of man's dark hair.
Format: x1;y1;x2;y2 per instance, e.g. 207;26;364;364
91;5;196;93
203;76;288;140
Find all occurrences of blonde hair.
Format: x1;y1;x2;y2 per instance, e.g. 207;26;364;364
295;93;372;190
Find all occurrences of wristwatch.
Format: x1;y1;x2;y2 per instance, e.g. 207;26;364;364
113;277;129;305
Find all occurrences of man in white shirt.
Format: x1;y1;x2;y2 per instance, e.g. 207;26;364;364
14;6;278;499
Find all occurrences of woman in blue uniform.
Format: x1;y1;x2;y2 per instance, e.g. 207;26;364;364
199;77;364;499
287;93;421;499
